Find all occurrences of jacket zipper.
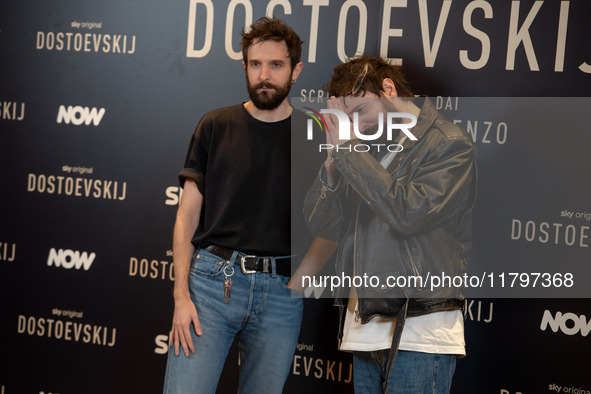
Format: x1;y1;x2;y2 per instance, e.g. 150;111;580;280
353;198;362;322
307;184;328;221
346;178;373;207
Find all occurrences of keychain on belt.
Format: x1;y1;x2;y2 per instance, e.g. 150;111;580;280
223;264;234;304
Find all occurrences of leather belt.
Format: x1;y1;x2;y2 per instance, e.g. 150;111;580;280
204;244;292;276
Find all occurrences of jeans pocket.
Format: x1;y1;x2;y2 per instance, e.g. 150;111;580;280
274;274;292;291
191;249;226;277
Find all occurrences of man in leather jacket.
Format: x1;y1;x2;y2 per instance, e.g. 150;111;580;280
303;55;477;393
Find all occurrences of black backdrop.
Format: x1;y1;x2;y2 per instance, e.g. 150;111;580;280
1;1;590;393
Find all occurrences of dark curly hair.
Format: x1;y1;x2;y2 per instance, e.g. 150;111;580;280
240;17;303;70
326;55;413;98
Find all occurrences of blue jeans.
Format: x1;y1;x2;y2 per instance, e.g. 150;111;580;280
163;249;303;394
353;350;456;394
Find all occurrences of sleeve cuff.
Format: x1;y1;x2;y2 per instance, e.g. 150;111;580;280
178;168;205;194
319;163;340;192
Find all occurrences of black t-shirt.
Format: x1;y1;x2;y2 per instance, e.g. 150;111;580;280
179;104;296;256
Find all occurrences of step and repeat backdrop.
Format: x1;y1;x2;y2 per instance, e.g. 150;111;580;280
1;1;590;393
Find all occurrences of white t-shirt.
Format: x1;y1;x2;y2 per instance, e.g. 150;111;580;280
339;291;465;356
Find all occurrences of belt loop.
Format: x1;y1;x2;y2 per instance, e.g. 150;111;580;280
228;250;238;270
270;258;277;277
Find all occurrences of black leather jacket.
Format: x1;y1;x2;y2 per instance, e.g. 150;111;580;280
303;98;477;324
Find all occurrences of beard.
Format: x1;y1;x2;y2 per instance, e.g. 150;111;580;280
246;76;292;110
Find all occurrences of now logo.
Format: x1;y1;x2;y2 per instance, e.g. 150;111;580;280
56;105;105;126
540;310;591;337
47;248;96;271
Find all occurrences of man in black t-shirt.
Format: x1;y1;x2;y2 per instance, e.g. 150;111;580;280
163;17;333;394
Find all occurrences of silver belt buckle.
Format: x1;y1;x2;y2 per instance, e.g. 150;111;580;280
240;255;257;274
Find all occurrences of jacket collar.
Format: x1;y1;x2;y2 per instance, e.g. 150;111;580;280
399;96;438;152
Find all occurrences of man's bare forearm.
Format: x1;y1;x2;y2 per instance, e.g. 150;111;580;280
172;216;196;300
172;179;203;300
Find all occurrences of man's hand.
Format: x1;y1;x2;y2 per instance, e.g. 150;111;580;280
287;237;338;292
324;97;352;153
170;293;202;357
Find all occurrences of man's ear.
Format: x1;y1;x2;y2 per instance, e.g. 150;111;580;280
243;61;247;70
382;78;397;97
291;62;304;82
